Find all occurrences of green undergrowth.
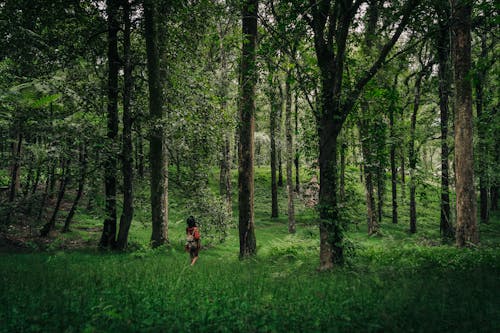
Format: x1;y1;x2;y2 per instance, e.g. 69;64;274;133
1;167;499;332
1;239;499;332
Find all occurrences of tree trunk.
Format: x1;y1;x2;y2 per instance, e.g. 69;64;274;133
409;72;423;234
268;69;279;218
389;87;398;224
318;101;343;270
145;0;168;247
452;0;478;246
238;0;258;257
117;0;134;249
436;6;453;238
99;0;119;248
285;73;295;233
62;147;87;233
277;84;284;188
359;117;378;235
41;159;70;237
294;92;300;193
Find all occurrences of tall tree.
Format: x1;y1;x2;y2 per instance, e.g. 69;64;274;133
304;0;418;269
145;0;168;247
451;0;478;246
267;61;279;218
285;70;296;233
434;1;453;238
238;0;258;257
100;0;120;248
117;0;134;249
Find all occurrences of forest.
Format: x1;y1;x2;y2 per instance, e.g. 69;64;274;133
0;0;499;332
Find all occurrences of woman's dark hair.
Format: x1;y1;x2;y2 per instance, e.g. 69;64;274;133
187;215;196;228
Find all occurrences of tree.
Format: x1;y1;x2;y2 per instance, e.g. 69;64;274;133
266;60;280;218
434;1;454;239
451;0;478;247
285;70;296;233
303;0;419;269
238;0;258;257
116;0;134;249
144;0;168;247
99;0;120;248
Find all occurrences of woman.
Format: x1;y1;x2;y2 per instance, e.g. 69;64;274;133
185;216;201;265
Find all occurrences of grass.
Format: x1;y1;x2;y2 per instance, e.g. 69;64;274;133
0;166;499;332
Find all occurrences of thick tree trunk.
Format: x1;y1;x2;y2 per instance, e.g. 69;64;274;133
117;0;134;249
145;0;168;247
41;160;70;237
452;0;478;246
285;74;295;233
238;0;258;257
63;147;86;233
436;9;453;238
318;103;343;270
100;0;119;248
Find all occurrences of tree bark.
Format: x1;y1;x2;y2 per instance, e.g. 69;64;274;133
238;0;258;257
277;83;284;188
285;73;296;233
268;67;279;218
452;0;478;246
436;4;453;238
389;79;398;224
117;0;134;249
99;0;119;248
294;92;300;193
409;71;424;234
145;0;168;247
62;147;86;233
359;116;378;235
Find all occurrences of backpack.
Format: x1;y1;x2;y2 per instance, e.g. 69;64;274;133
186;228;197;251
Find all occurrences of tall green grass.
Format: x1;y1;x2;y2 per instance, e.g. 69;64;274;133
1;166;499;332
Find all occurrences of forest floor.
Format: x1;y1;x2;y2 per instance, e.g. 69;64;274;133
1;167;499;332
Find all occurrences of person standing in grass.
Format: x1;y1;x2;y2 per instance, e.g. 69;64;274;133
185;216;201;265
